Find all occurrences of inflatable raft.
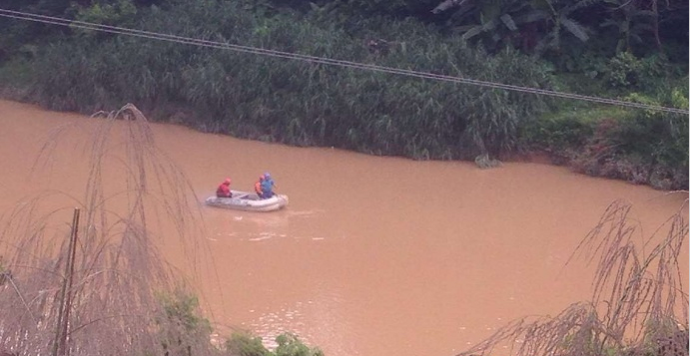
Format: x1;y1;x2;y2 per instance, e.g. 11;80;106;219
205;190;288;212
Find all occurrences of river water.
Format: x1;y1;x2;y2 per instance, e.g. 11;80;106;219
0;100;686;356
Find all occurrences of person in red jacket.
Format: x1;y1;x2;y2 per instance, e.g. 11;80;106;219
254;174;265;198
216;178;232;198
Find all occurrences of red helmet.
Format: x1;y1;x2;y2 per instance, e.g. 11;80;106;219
224;178;232;185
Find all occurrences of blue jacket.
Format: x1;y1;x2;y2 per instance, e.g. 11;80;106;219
260;179;274;196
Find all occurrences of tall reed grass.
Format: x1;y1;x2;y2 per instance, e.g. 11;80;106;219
21;0;551;161
0;104;216;355
456;199;689;356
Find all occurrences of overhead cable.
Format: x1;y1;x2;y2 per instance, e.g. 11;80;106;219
0;8;687;115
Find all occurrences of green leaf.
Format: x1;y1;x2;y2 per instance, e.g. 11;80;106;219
500;14;518;31
461;19;498;40
560;17;589;42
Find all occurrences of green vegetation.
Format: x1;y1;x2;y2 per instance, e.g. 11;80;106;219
226;333;323;356
0;0;687;188
523;81;689;189
0;3;685;353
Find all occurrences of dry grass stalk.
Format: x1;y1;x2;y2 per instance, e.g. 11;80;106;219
457;199;688;356
0;104;219;355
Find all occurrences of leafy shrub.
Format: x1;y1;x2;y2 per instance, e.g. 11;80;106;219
606;52;672;91
158;293;212;334
226;332;272;356
226;332;322;356
275;333;324;356
73;0;138;29
156;292;214;356
606;51;642;88
17;0;551;161
523;88;688;190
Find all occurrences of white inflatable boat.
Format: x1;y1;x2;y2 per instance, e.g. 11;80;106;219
205;190;288;212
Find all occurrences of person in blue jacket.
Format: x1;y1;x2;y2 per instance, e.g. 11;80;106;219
259;172;276;199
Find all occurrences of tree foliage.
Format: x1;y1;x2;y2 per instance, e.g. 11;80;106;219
8;0;553;160
0;0;687;184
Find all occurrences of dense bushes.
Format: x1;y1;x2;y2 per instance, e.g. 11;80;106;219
523;83;689;190
13;0;551;160
226;332;323;356
0;0;687;189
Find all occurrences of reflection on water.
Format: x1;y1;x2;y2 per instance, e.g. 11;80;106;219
204;208;330;242
245;285;356;356
0;100;686;356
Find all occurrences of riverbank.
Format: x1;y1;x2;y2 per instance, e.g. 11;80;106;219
1;1;687;191
2;81;686;191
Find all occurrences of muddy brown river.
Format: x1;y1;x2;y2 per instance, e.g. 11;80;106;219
0;100;687;356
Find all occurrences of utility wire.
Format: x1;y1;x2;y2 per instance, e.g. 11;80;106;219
0;8;687;115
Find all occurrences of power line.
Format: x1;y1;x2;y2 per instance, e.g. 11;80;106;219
0;8;687;115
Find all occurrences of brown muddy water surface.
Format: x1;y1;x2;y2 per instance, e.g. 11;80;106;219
0;100;687;356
